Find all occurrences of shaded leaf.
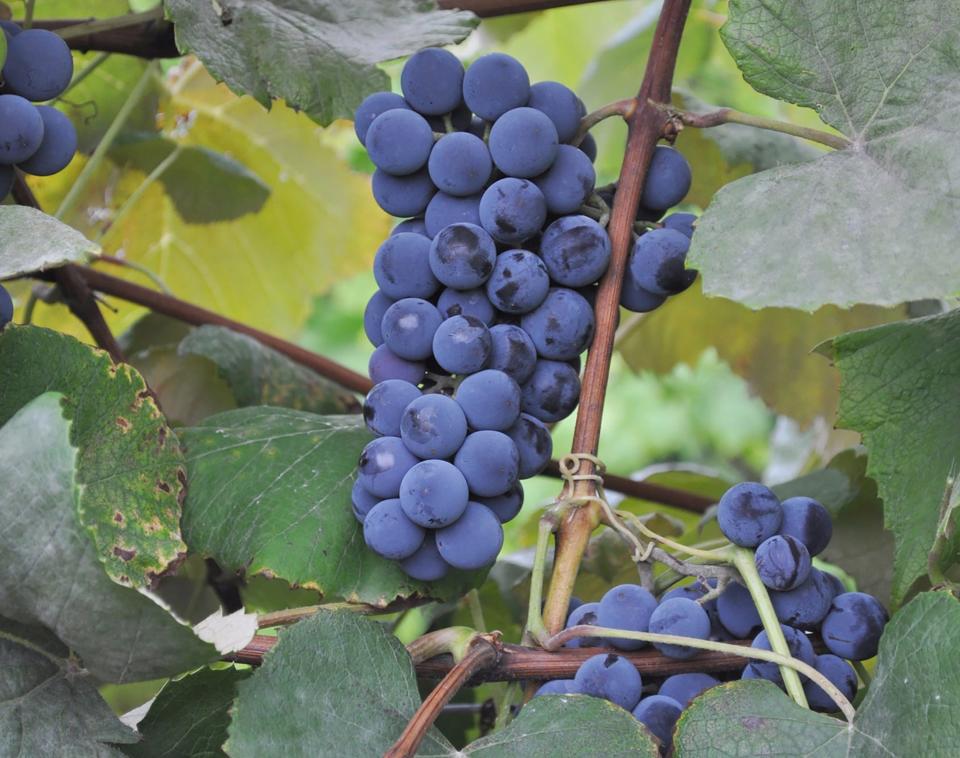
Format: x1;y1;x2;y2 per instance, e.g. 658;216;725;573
0;206;98;278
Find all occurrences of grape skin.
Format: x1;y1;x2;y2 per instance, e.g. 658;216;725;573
400;47;464;116
432;314;492;375
392;217;429;237
454;430;519;497
521;288;595;361
462;52;530;121
351;479;379;524
641;145;692;211
662;211;697;239
716;581;762;638
534;145;596;215
380;298;442;361
428;222;497;289
354;92;409;145
435;502;504;569
3;29;74;102
425;192;483;238
365;109;434;176
478;481;523;523
770;568;834;629
527;80;584;143
506;413;553;477
0;95;44;164
488;107;559;178
363;498;425;560
574;653;643;711
372;168;436;217
400;394;468;459
488;324;538;384
454;369;521;432
399;459;469;527
363;291;394;347
520;359;581;423
597;583;658;651
18;106;76;176
436;287;495;324
533;679;581;697
755;534;812;591
368;344;425;385
564;601;601;648
621;269;667;313
485;250;550;315
578;132;597;162
632;695;682;748
778;496;833;556
648;597;711;659
629;228;696;296
373;233;439;300
363;379;422;437
539;215;611;287
750;624;815;682
820;592;888;660
357;436;420;498
478;178;547;245
428;132;492;197
657;673;720;708
399;533;449;581
716;482;783;547
804;654;857;712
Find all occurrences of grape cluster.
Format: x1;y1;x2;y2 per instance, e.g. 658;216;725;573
0;23;77;202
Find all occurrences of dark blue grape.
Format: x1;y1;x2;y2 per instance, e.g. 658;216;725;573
455;369;521;431
527;81;584;143
823;571;845;599
357;436;419;498
363;498;425;559
368;344;425;385
392;217;429;237
597;583;658;651
717;482;783;547
479;178;547;244
372;168;436;217
436;287;495;324
533;679;581;697
539;214;610;287
478;481;523;523
425;192;483;237
535;146;595;215
462;52;530;121
621;271;667;313
428;132;492;196
0;20;21;36
485;249;550;315
506;413;552;478
755;534;812;591
662;212;696;239
432;314;492;374
400;533;450;582
429;222;497;288
750;624;815;682
488;107;559;178
770;568;834;629
716;581;762;638
741;663;764;682
381;297;442;360
374;233;439;300
804;654;857;712
820;592;888;660
454;430;519;497
351;478;379;523
0;165;13;201
18;106;76;176
629;228;696;296
363;379;422;437
3;29;73;101
521;288;595;360
661;579;722;639
489;324;537;384
435;501;504;569
520;359;581;423
400;393;468;459
401;47;464;116
400;459;469;527
565;601;601;648
648;597;711;659
574;653;643;711
0;95;43;164
366;109;434;176
354;91;410;145
641;145;692;211
579;132;597;162
657;673;720;708
778;496;833;556
632;695;682;748
363;290;394;346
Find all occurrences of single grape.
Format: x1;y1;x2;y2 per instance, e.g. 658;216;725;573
520;359;581;423
657;673;720;708
648;597;711;659
620;271;667;313
740;664;765;682
565;601;602;648
640;145;692;211
716;581;762;638
392;217;429;237
488;107;559;178
539;214;611;287
400;394;468;459
0;95;44;164
488;324;537;384
354;91;410;145
455;369;521;431
578;132;597;162
534;145;596;215
432;314;492;375
462;52;530;121
770;568;834;629
17;106;76;177
597;583;658;651
400;459;469;527
778;496;833;556
0;165;13;201
3;29;74;101
750;624;815;682
506;413;553;477
357;436;419;498
823;571;846;599
425;192;483;238
803;654;858;712
0;285;9;330
521;288;595;361
351;479;379;523
400;533;450;582
435;501;504;569
527;80;584;143
574;653;643;711
820;592;888;660
716;481;783;547
485;249;550;315
429;222;497;289
363;290;395;346
478;481;523;523
428;132;492;197
629;228;696;296
373;233;439;300
400;47;464;116
363;379;422;437
371;168;436;218
632;695;682;749
454;430;519;497
662;212;697;239
661;579;722;639
368;344;426;385
0;20;21;36
380;297;443;361
363;498;425;559
755;534;812;591
533;679;582;697
436;287;495;324
478;178;547;244
366;109;434;176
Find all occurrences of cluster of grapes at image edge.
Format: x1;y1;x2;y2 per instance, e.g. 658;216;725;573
534;482;889;752
349;48;698;580
0;21;78;328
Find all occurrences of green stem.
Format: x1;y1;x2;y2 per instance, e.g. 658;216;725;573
406;627;479;665
23;0;36;28
466;589;487;633
55;61;158;221
732;547;809;709
573;98;635;146
91;255;172;295
21;290;39;325
97;145;181;243
58;52;111;100
54;7;165;42
524;517;555;643
852;660;873;688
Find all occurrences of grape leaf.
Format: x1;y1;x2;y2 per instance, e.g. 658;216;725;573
0;206;98;278
163;0;478;126
689;0;960;310
0;326;186;587
0;616;137;756
674;591;960;756
181;407;485;606
0;393;217;683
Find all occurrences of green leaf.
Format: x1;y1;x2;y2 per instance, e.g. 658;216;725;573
0;393;217;684
0;206;98;278
227;611;453;756
824;310;960;603
689;0;960;310
178;326;360;415
181;407;485;605
164;0;478;126
675;591;960;756
0;615;137;756
120;667;250;758
0;326;187;587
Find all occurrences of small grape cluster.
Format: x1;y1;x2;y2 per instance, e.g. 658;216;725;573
0;23;78;201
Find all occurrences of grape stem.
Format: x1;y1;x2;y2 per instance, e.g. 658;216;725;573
524;516;558;645
572;98;635;146
53;7;165;42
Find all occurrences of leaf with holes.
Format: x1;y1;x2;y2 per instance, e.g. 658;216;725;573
0;206;98;278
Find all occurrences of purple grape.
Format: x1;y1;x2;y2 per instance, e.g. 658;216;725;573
0;95;43;164
354;91;410;145
432;315;492;375
462;52;530;121
620;273;666;313
428;132;492;196
565;601;603;648
365;109;434;176
429;222;497;289
363;498;425;559
392;218;429;237
485;249;550;315
425;192;483;237
770;568;834;629
750;624;815;682
597;584;658;651
381;297;443;360
357;436;419;498
629;228;696;296
18;106;76;177
641;145;691;211
368;344;425;385
533;679;581;697
521;288;595;361
436;287;495;324
539;215;610;287
400;533;450;582
372;168;436;217
400;459;469;527
454;430;519;497
488;107;558;178
778;496;833;556
351;479;379;523
479;178;547;244
755;534;812;591
488;324;537;384
506;413;552;478
478;481;523;523
716;581;762;638
400;47;464;116
400;394;468;459
520;359;581;423
648;598;711;659
3;29;73;101
364;290;394;346
717;482;783;547
435;502;504;569
804;654;857;712
574;653;643;711
534;145;596;215
455;369;521;432
373;233;439;300
579;132;597;162
662;212;696;239
527;80;584;143
632;695;682;748
363;379;422;437
657;673;720;708
820;592;888;661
